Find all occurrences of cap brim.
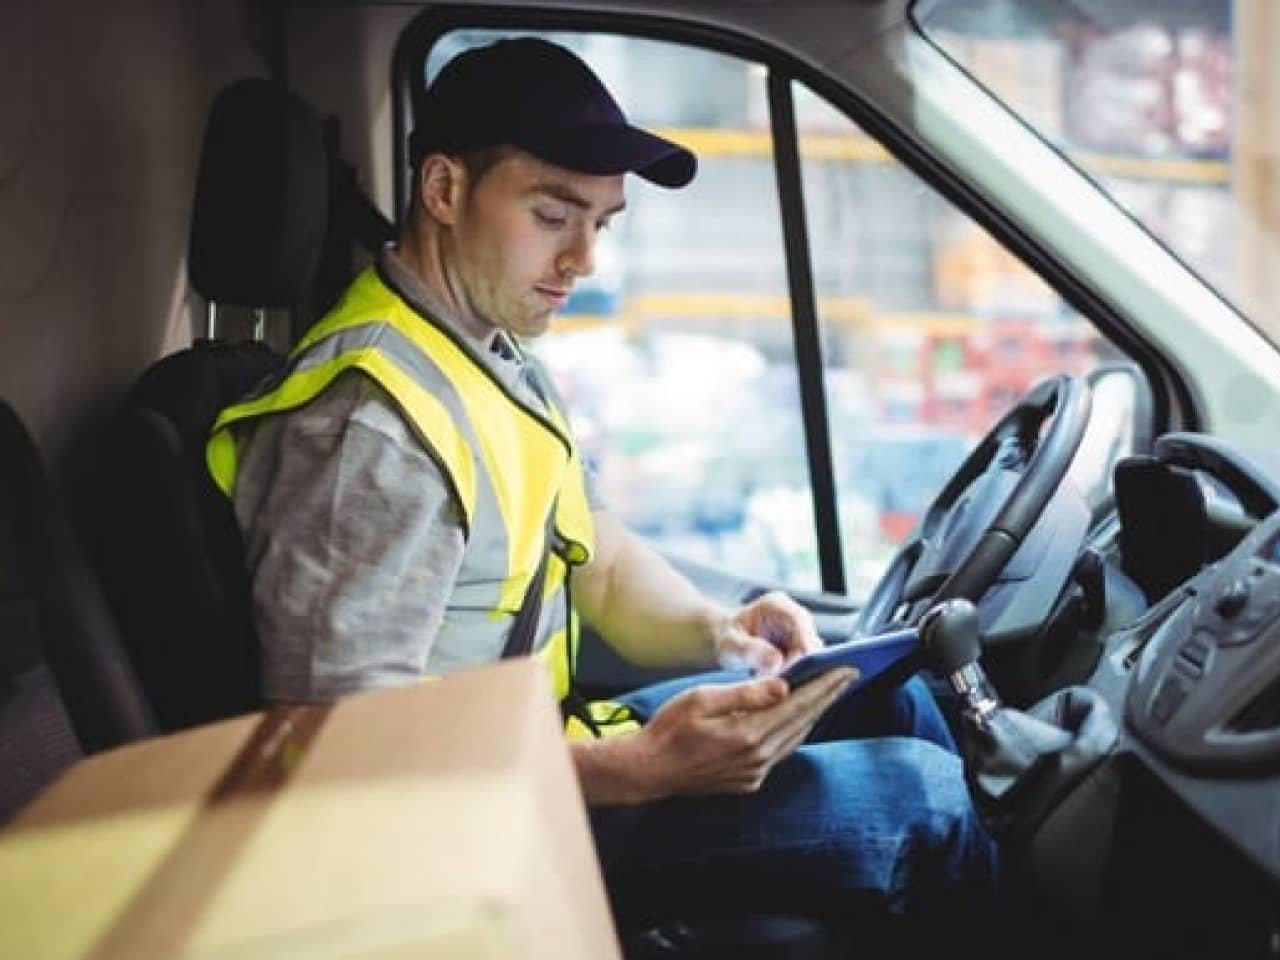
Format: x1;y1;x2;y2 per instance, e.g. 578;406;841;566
517;123;697;188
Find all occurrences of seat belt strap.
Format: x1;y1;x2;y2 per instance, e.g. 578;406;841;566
501;502;603;738
501;506;558;660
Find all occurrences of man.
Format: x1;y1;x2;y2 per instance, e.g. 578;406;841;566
209;37;995;941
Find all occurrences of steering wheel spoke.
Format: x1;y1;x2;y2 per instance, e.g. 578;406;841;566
859;375;1092;635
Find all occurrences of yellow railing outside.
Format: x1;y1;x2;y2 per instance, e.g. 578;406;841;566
553;295;989;339
654;126;1230;185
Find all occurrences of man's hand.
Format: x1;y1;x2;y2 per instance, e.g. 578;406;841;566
611;668;856;801
714;590;824;674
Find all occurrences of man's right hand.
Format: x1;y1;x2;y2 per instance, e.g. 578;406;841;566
621;668;856;800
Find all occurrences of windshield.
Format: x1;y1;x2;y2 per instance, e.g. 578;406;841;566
917;0;1279;347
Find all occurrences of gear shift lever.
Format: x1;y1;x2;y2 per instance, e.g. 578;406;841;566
920;599;1000;730
920;599;1119;848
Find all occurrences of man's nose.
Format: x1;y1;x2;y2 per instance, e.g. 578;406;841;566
557;227;596;280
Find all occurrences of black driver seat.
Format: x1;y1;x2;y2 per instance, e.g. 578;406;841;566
89;77;324;732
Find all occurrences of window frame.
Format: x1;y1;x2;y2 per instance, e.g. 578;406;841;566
391;3;1176;595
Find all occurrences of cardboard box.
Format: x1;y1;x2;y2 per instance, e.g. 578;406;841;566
0;660;620;960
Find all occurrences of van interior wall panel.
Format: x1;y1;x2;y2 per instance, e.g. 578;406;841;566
286;3;414;225
0;0;263;474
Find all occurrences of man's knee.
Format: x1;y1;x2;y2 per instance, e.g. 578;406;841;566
880;739;999;903
850;738;995;878
796;737;990;863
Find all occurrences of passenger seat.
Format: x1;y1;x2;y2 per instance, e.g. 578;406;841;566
0;399;153;825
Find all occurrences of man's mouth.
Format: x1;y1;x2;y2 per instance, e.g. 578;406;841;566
535;285;571;308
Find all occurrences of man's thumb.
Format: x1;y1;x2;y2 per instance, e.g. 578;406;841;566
698;676;788;717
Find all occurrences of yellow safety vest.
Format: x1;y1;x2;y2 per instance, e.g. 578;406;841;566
208;265;637;738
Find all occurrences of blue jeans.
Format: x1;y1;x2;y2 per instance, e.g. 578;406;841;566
589;672;999;947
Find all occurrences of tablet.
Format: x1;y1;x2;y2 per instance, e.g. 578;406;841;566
778;627;920;689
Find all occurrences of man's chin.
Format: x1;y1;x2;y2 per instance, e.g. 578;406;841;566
511;311;554;339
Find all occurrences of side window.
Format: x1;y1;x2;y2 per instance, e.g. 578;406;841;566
417;29;1128;596
428;31;822;589
792;83;1122;595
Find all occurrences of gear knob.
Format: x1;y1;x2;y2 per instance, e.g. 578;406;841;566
921;599;1000;727
921;598;982;674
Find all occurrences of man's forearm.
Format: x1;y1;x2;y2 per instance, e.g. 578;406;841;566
574;512;730;667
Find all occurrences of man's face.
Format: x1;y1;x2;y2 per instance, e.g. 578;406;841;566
447;150;625;339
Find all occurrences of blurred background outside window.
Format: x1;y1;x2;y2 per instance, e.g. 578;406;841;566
920;0;1277;347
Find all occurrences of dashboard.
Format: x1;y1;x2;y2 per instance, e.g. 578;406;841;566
1023;431;1280;954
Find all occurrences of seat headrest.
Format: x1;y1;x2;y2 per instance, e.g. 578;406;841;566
188;78;328;309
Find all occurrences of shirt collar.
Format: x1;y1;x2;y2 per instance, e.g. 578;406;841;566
379;244;523;369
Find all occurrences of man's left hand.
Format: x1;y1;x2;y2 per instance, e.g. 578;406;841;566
714;590;823;674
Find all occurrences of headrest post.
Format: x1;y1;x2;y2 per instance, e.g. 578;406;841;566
252;308;267;343
205;301;219;341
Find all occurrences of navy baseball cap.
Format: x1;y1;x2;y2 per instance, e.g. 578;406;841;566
409;37;697;188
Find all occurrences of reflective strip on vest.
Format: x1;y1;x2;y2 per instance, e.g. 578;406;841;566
208;267;597;705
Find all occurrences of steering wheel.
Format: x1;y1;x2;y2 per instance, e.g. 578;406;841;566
858;374;1092;635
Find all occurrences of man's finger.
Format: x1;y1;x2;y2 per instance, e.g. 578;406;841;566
750;591;823;657
691;675;788;718
752;670;855;752
787;667;857;705
764;715;822;764
718;631;784;673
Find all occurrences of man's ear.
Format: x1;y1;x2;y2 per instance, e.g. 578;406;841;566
419;153;465;225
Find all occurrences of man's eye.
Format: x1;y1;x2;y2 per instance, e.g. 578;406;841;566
594;218;613;234
534;210;567;229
